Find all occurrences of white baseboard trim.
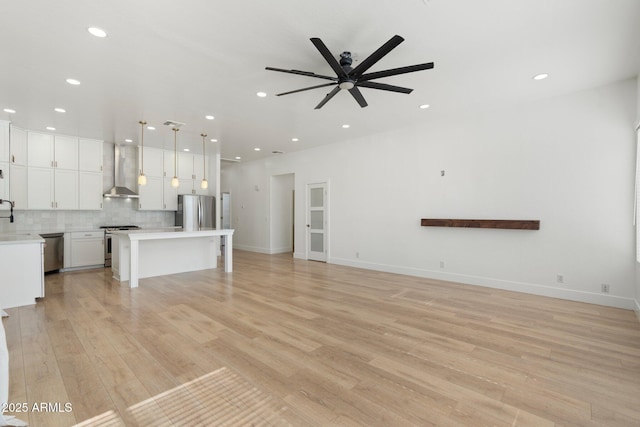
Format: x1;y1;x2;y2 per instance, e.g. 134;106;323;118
233;244;272;254
270;246;293;254
635;298;640;323
328;256;636;310
234;244;293;255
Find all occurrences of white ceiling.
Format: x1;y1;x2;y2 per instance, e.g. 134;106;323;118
1;0;639;162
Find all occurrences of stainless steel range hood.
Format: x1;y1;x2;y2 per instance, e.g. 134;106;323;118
104;144;140;198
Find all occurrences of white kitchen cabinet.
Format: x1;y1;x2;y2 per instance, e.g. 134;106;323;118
0;121;9;162
9;126;27;166
138;176;179;211
0;162;9;209
26;168;53;209
138;176;163;210
138;146;164;178
78;138;103;172
177;153;209;195
70;231;104;267
164;151;176;178
0;237;44;309
178;152;195;179
9;164;27;209
164;178;178;210
55;169;78;209
177;179;207;196
27;132;54;168
53;135;78;170
27;132;78;170
63;232;72;269
27;168;78;210
79;171;103;210
177;178;193;194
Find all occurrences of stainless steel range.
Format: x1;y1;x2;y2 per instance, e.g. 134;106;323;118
100;225;141;267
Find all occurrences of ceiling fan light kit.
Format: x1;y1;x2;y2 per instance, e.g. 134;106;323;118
266;35;434;109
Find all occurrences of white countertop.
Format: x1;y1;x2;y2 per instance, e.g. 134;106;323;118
0;234;45;245
111;227;234;241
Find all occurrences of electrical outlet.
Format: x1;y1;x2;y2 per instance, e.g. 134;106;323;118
556;274;564;284
439;261;445;268
601;284;610;294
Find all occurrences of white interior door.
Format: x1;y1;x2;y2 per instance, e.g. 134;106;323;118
307;182;327;262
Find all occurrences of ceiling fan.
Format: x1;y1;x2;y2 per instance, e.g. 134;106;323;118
266;35;434;109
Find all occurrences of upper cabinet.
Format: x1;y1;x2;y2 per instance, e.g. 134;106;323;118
26;132;54;168
0;121;9;163
0;161;9;209
178;152;195;179
27;132;78;170
9;126;27;166
78;139;103;172
138;146;164;178
163;151;176;178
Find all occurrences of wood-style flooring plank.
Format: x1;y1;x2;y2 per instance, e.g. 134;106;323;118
3;250;639;426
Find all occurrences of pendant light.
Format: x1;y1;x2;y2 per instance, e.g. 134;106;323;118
200;133;208;189
171;127;180;188
137;120;147;186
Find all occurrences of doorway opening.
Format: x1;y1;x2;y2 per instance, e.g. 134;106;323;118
270;173;295;255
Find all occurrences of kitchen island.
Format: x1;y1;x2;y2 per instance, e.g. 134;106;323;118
111;228;234;288
0;234;45;309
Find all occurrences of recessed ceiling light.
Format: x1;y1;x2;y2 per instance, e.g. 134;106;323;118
147;126;155;130
46;126;56;131
3;108;16;114
419;104;430;109
342;124;350;129
87;27;107;38
183;148;190;152
291;138;299;142
235;156;241;160
124;139;133;143
254;147;261;151
66;78;81;85
210;138;218;142
54;107;66;113
205;115;214;120
256;92;267;98
533;73;549;80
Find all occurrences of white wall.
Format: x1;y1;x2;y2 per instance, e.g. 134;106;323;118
270;173;294;254
635;75;640;319
222;78;638;309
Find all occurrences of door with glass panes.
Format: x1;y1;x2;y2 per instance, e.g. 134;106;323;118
307;183;327;261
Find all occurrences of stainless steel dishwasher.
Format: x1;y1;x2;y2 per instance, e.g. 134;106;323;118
40;233;64;273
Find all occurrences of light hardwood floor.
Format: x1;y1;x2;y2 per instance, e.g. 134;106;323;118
3;250;640;426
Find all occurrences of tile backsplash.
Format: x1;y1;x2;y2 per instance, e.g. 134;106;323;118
0;198;174;233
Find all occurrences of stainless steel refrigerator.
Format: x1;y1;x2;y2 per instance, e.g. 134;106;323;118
176;194;216;230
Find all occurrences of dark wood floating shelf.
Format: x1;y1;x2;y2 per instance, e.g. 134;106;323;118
421;219;540;230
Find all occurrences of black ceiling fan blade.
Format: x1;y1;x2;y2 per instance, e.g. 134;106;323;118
266;66;337;82
349;35;404;78
348;86;368;108
357;81;413;94
310;38;349;79
276;82;337;96
314;86;341;109
358;62;434;82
